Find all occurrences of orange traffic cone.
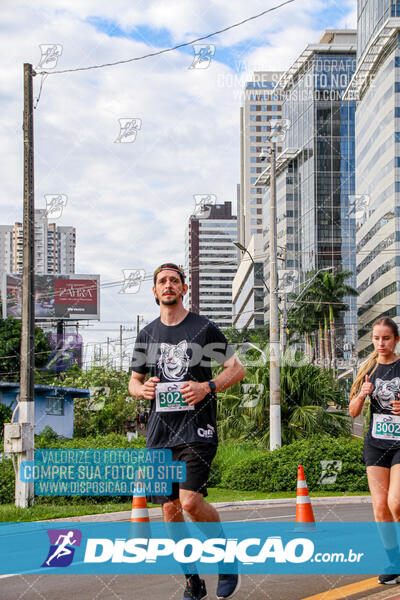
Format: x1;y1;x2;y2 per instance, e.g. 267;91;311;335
295;465;316;530
130;494;150;523
129;493;151;539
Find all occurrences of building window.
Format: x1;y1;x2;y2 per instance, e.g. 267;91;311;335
45;395;64;416
392;2;400;16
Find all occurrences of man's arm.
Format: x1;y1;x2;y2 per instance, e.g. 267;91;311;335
181;353;245;406
129;371;160;400
209;352;245;393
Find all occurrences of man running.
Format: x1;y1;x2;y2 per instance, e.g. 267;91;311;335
129;263;245;600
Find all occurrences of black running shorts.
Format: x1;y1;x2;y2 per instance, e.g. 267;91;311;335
363;439;400;469
147;442;217;505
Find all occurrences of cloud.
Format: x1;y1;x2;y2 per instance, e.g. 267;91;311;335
0;0;355;357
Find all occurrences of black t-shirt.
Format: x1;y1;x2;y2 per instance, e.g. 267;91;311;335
365;358;400;449
130;311;234;449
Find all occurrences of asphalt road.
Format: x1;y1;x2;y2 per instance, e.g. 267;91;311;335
0;500;385;600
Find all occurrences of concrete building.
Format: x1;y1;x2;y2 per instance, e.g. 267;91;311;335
57;226;76;274
0;382;90;438
345;2;400;357
232;234;265;329
0;226;13;278
186;202;237;328
239;71;283;250
0;210;76;285
258;30;357;361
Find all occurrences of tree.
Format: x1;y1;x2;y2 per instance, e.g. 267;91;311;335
308;270;358;370
48;365;140;437
0;317;51;382
216;361;351;447
288;270;358;370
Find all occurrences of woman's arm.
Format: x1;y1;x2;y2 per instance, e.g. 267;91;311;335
349;374;374;418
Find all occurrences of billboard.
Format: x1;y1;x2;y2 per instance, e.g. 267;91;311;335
45;333;83;372
3;274;100;320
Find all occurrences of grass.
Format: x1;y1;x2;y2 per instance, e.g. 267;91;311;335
0;488;370;522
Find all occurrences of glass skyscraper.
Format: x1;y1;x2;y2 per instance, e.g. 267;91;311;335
349;2;400;357
261;30;357;362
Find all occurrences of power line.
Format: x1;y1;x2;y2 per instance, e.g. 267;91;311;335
36;1;295;76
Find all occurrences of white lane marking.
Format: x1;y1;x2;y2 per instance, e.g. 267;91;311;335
241;515;293;521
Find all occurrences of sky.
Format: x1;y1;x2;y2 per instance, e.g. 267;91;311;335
0;0;357;368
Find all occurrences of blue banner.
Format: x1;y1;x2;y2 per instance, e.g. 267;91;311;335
0;522;399;575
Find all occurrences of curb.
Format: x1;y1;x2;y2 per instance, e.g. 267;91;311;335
45;495;371;522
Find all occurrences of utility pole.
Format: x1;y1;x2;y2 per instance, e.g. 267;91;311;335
120;324;123;370
269;140;281;450
56;320;64;374
106;337;110;369
280;293;287;354
17;63;36;507
137;315;140;335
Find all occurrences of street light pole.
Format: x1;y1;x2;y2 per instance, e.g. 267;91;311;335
269;141;281;450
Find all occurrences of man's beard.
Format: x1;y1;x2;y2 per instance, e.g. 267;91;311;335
160;295;178;306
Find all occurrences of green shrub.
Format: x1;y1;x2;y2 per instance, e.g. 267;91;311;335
208;442;263;487
0;403;12;434
35;432;146;450
222;435;368;493
0;457;14;503
0;434;147;505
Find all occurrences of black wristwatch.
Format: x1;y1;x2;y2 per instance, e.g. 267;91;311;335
208;380;216;393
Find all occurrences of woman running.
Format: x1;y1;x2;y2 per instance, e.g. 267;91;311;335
349;316;400;584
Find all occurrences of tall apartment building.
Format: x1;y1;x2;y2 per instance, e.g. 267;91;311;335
232;234;265;329
346;1;400;357
57;226;76;273
0;226;13;277
185;202;238;328
239;71;283;249
259;30;357;361
0;209;76;285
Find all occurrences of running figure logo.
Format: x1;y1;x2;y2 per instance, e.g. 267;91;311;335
41;529;82;568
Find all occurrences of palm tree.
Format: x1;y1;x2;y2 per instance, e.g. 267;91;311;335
216;362;351;446
288;269;358;371
309;270;358;372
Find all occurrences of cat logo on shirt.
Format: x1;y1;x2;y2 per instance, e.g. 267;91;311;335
158;341;190;381
372;377;400;411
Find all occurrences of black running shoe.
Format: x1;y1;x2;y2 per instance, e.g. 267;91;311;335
378;571;400;585
182;577;207;600
216;574;241;599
